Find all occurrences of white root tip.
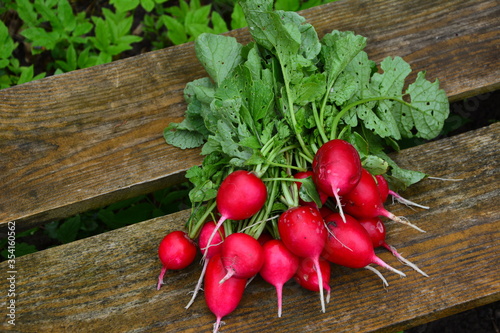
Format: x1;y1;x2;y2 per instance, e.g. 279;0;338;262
365;265;389;287
333;190;346;223
387;245;429;278
213;318;223;333
372;256;407;277
246;275;256;288
389;190;430;210
389;214;426;233
185;259;209;309
428;176;463;182
314;260;326;313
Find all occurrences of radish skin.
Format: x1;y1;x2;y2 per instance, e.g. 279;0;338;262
278;206;328;313
202;170;267;261
342;169;425;232
322;213;406;278
375;174;429;209
259;239;300;317
294;257;332;304
185;221;225;309
157;231;197;290
312;139;362;223
219;233;264;284
204;253;247;333
359;217;429;277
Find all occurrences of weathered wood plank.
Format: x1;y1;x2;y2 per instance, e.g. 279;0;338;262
1;122;498;332
0;0;498;229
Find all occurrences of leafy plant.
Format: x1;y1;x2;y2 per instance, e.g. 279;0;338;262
90;8;143;64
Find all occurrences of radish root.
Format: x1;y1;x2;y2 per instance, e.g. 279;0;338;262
389;190;430;210
386;213;426;233
185;259;209;309
385;244;429;277
365;265;389;287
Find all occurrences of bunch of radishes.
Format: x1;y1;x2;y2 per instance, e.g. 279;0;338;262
156;139;429;332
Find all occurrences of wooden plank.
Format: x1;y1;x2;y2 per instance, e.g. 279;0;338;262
0;0;498;229
1;122;498;332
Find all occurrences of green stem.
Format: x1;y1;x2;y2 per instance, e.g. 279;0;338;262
279;62;314;161
312;102;328;144
187;200;217;239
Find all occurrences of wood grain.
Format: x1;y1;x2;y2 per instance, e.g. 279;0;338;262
1;122;498;332
0;0;498;229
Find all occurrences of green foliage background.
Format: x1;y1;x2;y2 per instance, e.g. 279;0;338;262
0;0;337;258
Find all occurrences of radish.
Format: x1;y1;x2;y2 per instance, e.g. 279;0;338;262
341;168;425;232
204;253;247;333
312;139;362;222
278;206;328;313
219;233;264;284
376;174;429;209
374;174;390;202
259;239;300;317
257;232;274;246
185;221;225;309
294;257;332;304
294;171;329;208
358;217;428;277
202;170;267;260
321;212;406;278
157;230;197;290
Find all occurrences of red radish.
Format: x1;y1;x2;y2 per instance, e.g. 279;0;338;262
157;230;197;290
278;206;328;313
185;221;225;309
341;169;425;232
257;232;274;246
202;170;267;260
259;239;300;317
219;233;264;284
376;174;429;209
375;174;390;202
321;213;406;278
312;139;362;222
204;253;247;333
294;257;332;304
294;171;329;208
358;217;428;277
319;206;335;219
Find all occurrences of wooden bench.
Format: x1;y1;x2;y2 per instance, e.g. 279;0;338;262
1;0;498;331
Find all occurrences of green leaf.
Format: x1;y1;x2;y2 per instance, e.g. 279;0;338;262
16;0;39;26
195;33;243;85
110;0;140;12
163;15;187;45
141;0;155;12
321;30;367;89
21;27;60;50
362;155;389;175
230;3;247;30
73;21;93;37
17;65;34;85
163;125;205;149
211;11;229;34
34;0;62;31
58;0;76;32
397;72;449;139
0;21;17;60
298;176;323;208
291;73;326;106
56;215;82;243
